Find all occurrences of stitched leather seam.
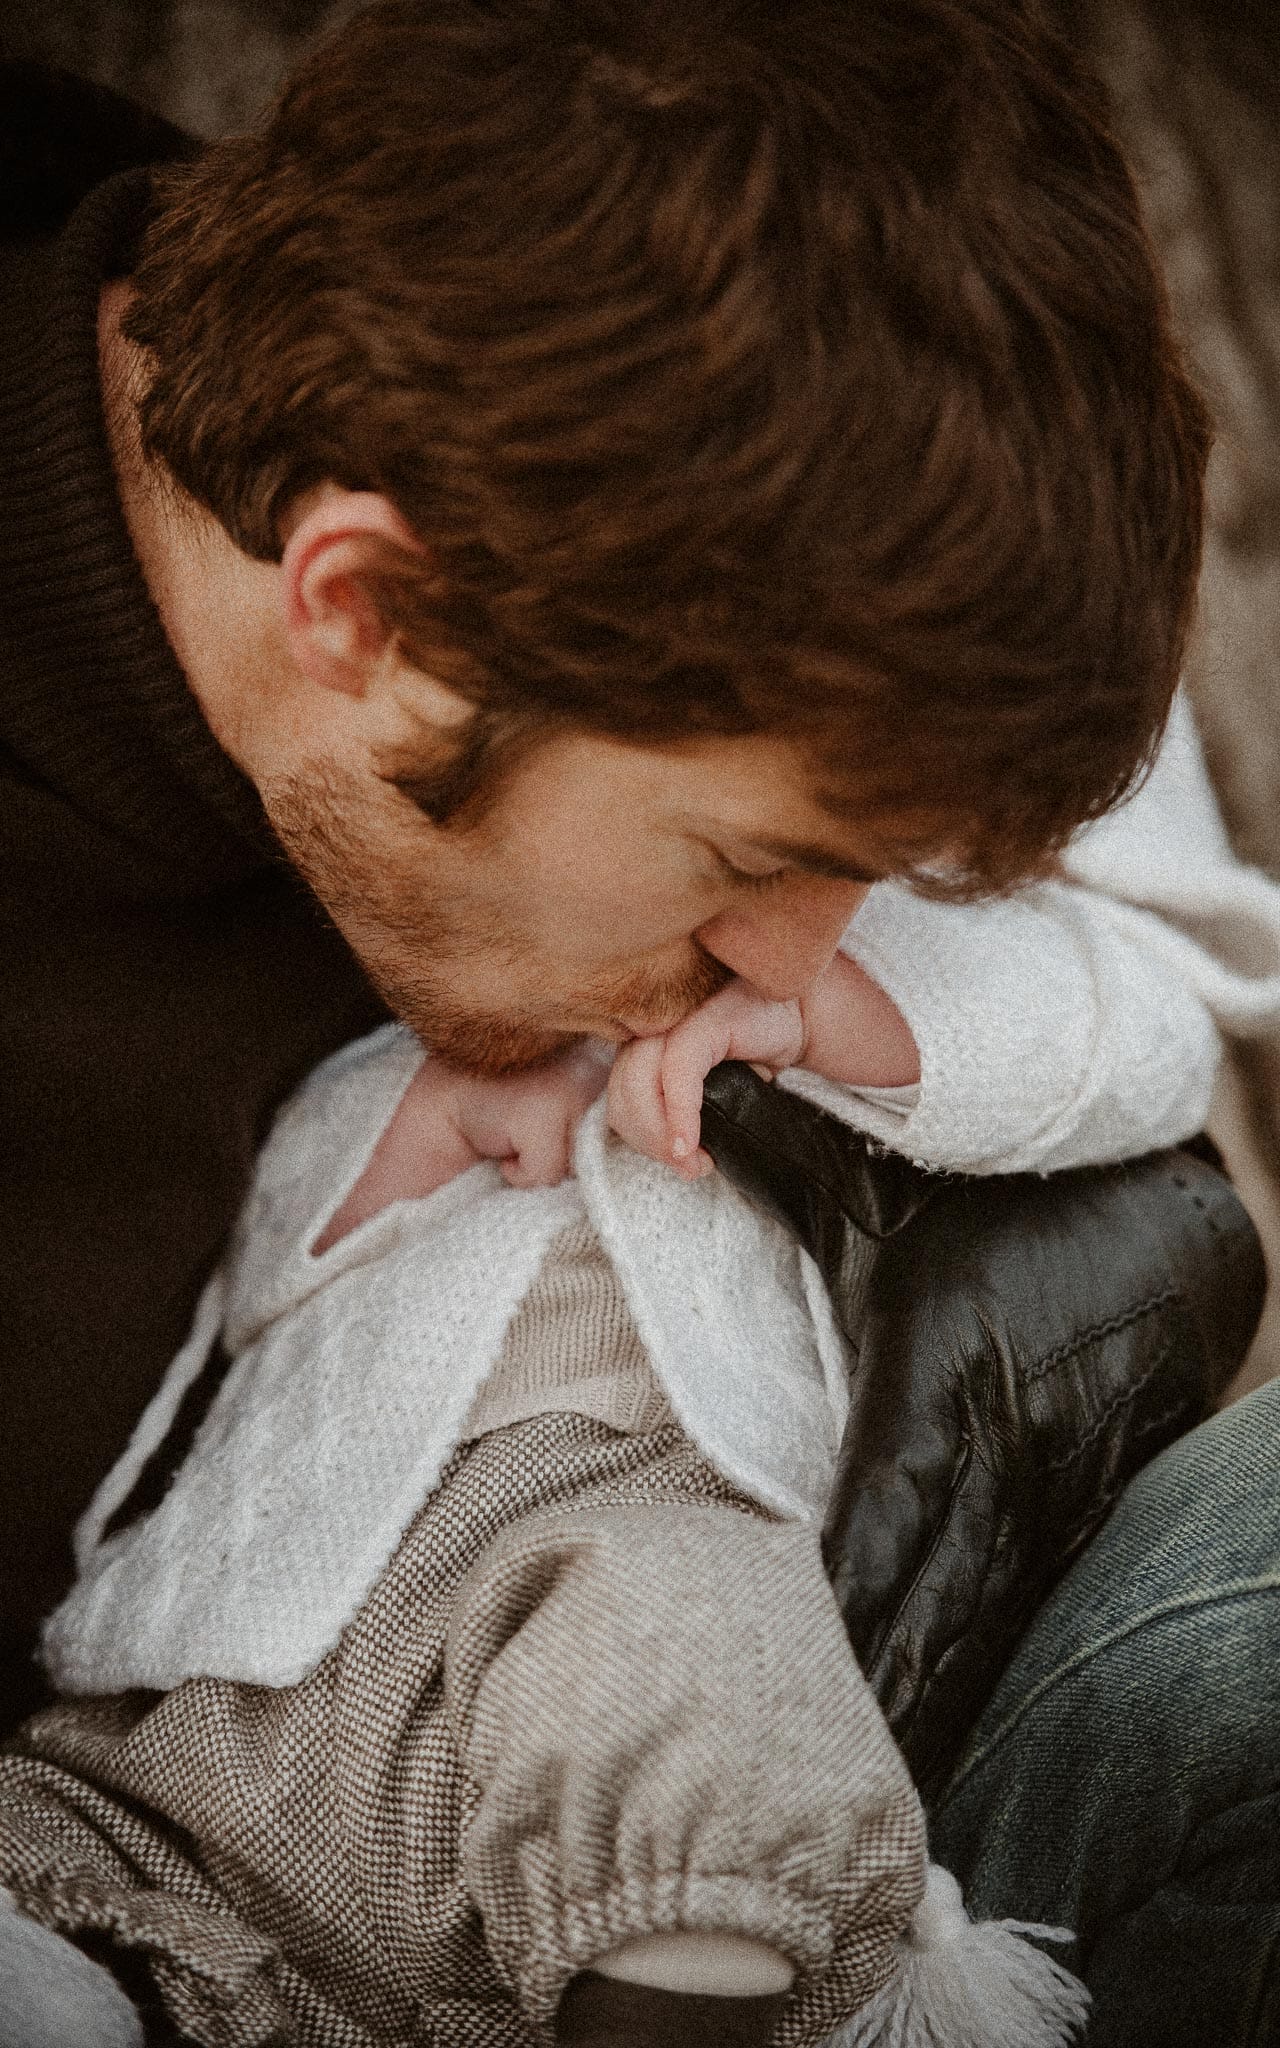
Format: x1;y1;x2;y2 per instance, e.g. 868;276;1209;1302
1037;1338;1180;1473
1018;1286;1181;1383
1035;1403;1191;1559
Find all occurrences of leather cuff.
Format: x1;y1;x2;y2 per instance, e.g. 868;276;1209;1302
556;1971;787;2046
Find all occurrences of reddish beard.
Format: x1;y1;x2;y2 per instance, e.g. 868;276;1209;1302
262;767;729;1076
358;947;728;1075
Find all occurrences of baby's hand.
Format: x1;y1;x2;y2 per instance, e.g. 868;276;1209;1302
607;955;920;1180
313;1041;611;1251
447;1042;613;1188
607;979;805;1182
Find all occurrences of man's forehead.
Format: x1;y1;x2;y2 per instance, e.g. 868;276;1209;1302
522;723;885;877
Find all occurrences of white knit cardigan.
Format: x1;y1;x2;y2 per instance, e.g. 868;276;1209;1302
46;1030;849;1692
43;693;1280;1694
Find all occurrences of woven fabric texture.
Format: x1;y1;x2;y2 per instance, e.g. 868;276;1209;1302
0;1411;924;2047
465;1218;674;1441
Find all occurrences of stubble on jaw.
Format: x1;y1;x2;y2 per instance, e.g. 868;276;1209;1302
262;766;728;1076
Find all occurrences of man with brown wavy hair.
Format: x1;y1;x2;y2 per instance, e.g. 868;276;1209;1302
3;0;1277;2042
119;0;1208;945
82;0;1215;1128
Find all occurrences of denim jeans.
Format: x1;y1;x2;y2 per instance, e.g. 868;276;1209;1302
0;1890;142;2048
929;1377;1280;2047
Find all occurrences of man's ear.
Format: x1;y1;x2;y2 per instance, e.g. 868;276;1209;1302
279;489;466;737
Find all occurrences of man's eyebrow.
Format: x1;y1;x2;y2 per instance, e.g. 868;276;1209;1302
748;838;881;884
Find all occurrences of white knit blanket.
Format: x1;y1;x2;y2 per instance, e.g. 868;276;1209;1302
44;1025;849;1694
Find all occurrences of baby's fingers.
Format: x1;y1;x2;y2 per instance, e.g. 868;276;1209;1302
655;1026;731;1173
607;1035;690;1170
500;1084;602;1187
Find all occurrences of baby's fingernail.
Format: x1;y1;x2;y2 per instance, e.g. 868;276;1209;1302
672;1136;690;1160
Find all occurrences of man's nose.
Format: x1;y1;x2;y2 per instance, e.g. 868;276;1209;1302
694;878;868;1002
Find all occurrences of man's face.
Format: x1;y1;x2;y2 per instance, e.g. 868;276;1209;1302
263;725;874;1074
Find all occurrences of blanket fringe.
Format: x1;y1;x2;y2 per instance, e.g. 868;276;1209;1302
827;1863;1090;2048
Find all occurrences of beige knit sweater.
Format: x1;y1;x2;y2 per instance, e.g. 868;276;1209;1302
467;1217;673;1441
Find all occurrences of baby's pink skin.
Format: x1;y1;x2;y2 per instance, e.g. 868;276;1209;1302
315;954;919;1249
312;1041;612;1253
607;953;919;1181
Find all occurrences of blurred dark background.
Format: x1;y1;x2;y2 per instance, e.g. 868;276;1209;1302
0;0;348;135
5;0;1280;1392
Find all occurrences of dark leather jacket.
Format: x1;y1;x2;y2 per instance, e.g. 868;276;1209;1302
702;1063;1264;1799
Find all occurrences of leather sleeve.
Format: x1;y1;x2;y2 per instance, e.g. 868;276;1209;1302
699;1062;1265;1801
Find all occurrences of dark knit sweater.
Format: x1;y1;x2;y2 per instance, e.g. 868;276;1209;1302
0;70;385;1716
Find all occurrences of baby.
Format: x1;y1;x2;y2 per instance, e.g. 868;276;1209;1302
0;959;1087;2048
